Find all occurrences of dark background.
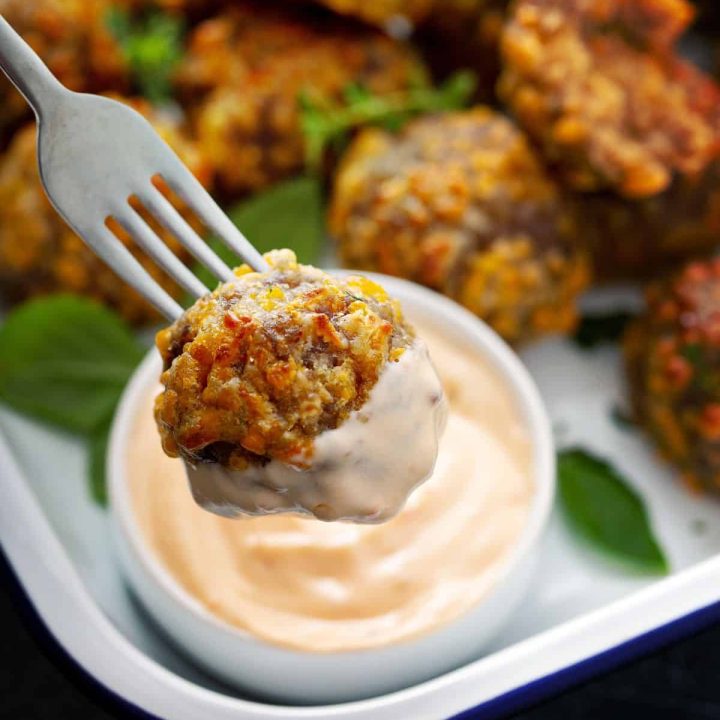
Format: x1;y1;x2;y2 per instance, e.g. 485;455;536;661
3;551;720;720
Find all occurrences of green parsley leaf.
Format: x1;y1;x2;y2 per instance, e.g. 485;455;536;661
107;7;184;104
300;70;477;169
558;448;668;574
195;176;325;288
573;311;635;350
0;295;144;435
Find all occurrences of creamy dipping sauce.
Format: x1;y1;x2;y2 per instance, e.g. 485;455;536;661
187;340;447;523
129;322;533;653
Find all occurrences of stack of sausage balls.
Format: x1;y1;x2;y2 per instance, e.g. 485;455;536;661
1;0;719;491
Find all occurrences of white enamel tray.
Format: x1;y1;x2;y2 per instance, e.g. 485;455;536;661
3;286;720;720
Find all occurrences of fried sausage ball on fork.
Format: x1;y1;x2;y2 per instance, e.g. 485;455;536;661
154;250;446;522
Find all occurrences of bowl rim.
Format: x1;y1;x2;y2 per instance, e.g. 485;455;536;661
109;271;556;658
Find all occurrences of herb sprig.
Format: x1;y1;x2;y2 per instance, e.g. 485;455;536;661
106;7;185;104
300;71;477;169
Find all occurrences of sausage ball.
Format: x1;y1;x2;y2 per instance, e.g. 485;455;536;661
625;259;720;494
328;108;590;344
174;1;427;197
0;98;212;325
0;0;129;143
499;0;718;198
154;249;414;472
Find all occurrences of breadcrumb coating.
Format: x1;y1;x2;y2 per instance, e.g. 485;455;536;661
625;259;720;494
329;108;590;343
155;250;414;470
0;98;212;325
499;0;719;198
174;1;426;196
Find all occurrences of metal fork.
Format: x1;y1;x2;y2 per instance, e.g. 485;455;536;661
0;16;268;320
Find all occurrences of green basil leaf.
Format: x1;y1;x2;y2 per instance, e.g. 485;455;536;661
573;311;635;349
195;176;324;288
558;448;668;574
0;295;144;434
89;416;113;506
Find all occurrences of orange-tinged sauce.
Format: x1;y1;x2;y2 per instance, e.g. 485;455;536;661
128;322;533;652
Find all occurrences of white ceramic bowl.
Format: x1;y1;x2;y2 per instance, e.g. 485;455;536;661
109;273;555;705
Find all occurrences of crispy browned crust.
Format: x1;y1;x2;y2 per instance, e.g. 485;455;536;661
329;108;590;344
174;1;426;197
154;250;413;470
0;97;212;325
0;0;129;143
499;0;719;198
625;259;720;494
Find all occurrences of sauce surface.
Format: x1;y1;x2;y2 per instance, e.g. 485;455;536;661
129;322;533;652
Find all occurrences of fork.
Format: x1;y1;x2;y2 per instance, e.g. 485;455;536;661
0;16;268;320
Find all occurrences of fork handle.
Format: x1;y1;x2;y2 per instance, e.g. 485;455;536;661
0;15;66;118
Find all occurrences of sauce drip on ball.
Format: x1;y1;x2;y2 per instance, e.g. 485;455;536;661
154;250;446;522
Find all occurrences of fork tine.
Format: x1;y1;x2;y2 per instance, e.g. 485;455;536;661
159;160;269;273
140;185;235;283
113;203;210;299
83;224;183;320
